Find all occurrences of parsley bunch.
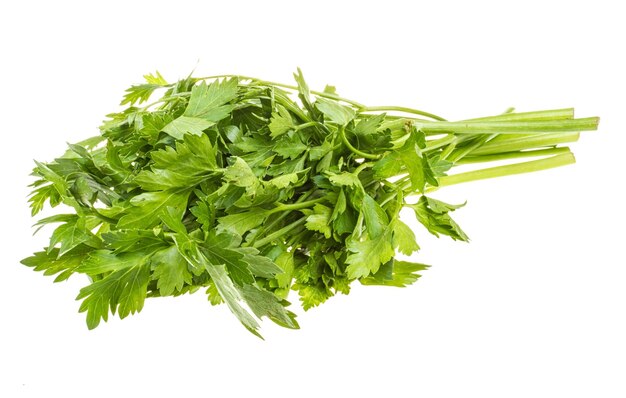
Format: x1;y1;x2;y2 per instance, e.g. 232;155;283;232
22;70;598;336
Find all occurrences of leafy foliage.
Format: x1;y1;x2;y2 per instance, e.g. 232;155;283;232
22;69;598;336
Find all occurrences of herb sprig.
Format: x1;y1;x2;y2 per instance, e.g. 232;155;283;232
21;69;598;337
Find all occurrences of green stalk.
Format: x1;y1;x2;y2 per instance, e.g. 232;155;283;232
417;117;599;134
470;132;580;155
270;197;325;214
245;190;315;247
432;153;576;189
425;134;457;152
457;147;572;164
252;217;307;248
461;108;574;122
294;121;319;131
339;127;382;160
446;135;495;163
359;106;446;121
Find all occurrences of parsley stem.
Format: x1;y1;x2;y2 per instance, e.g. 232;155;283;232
360;106;446;121
424;134;457;152
439;140;457;160
246;190;315;247
339;127;382;160
461;108;575;122
294;121;319;131
252;217;307;248
271;197;325;213
446;135;495;163
432;153;576;190
469;132;580;156
354;162;374;175
457;147;572;164
417;117;599;134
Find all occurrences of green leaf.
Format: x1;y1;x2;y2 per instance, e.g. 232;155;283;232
397;133;434;193
392;219;420;255
101;229;166;253
323;85;337;95
28;184;57;216
293;67;314;114
425;196;466;213
162;116;214;140
216;208;268;236
143;70;168;85
78;250;148;274
373;131;438;193
151;246;192;295
316;98;355;125
333;205;357;236
190;200;214;230
159;206;187;234
135;133;218;190
345;229;395;279
208;261;261;337
185;78;238;121
76;258;151;329
203;232;255;286
360;194;389;239
309;139;333;161
177;240;261;336
361;259;429;287
33;160;69;196
229;134;275;168
410;196;469;241
429;154;453;177
206;280;224;305
267;173;299;189
48;217;102;257
21;247;91;282
269;105;295;138
354;113;385;136
240;284;299;329
236;247;284;279
117;190;190;229
223;157;259;191
121;84;162;105
330;188;347;222
372;153;402;179
328;171;361;188
293;282;332;310
33;213;76;233
303;204;333;239
273;134;308;159
352;113;390;148
140;112;174;141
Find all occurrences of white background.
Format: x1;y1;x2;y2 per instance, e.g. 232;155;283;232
1;0;624;396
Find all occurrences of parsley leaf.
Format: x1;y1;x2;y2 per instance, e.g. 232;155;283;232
162;78;238;139
151;246;193;296
410;196;469;241
76;254;151;329
134;133;218;190
345;228;395;279
117;190;190;229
